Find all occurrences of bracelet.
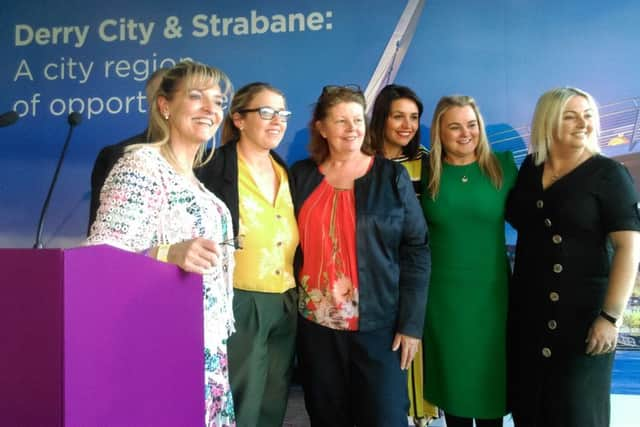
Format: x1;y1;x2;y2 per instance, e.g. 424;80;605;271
599;310;621;327
156;244;171;263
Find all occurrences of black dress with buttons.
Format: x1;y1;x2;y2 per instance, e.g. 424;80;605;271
505;154;640;427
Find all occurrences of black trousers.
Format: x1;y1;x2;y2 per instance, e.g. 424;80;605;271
297;315;408;427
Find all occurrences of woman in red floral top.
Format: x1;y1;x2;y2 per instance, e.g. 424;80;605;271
291;85;430;427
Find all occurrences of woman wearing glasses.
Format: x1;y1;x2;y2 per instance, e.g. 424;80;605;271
87;60;236;426
290;85;430;426
198;82;299;427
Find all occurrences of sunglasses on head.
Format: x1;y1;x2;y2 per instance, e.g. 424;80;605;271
321;84;363;95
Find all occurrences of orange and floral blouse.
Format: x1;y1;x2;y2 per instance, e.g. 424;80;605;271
298;179;359;330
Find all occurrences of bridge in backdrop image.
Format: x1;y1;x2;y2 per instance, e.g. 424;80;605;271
2;1;639;425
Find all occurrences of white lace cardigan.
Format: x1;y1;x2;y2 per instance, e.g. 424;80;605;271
87;146;235;336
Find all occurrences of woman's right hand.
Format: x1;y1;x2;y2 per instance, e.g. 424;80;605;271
165;237;222;274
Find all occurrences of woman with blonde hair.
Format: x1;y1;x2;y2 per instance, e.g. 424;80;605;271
88;60;237;426
421;95;517;427
506;87;640;426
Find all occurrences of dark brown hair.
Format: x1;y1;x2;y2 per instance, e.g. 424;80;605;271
369;84;423;158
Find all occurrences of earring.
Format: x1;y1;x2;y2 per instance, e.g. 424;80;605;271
163;112;169;120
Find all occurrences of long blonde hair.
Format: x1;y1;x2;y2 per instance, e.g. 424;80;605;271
427;95;503;199
129;60;232;173
529;87;601;165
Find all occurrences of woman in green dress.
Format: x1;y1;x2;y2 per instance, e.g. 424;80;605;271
421;95;517;427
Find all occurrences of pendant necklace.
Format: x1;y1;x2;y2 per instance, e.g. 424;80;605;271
460;163;473;183
445;156;476;184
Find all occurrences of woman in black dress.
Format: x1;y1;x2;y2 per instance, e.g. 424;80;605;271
506;87;640;427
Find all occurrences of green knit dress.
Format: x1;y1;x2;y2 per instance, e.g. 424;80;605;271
421;151;517;418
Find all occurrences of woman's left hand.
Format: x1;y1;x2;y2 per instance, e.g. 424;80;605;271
392;333;420;370
585;316;618;356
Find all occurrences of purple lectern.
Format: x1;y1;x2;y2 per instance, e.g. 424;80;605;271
0;245;205;427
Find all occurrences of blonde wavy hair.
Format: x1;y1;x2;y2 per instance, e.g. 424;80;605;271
427;95;503;199
129;60;232;173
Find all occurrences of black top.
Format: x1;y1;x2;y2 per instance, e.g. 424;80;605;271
88;130;148;233
505;154;640;426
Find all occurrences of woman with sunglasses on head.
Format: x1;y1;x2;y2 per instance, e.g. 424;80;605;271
369;84;438;427
421;95;517;427
198;82;299;427
87;60;236;426
290;85;430;427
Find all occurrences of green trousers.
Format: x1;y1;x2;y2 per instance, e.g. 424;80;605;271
227;287;297;427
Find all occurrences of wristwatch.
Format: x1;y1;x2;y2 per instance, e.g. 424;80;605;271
156;244;171;263
599;310;622;328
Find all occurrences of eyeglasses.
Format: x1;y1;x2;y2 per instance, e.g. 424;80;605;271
237;107;292;122
321;84;363;95
219;235;244;250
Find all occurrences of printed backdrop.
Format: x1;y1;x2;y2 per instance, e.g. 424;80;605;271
1;0;639;248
